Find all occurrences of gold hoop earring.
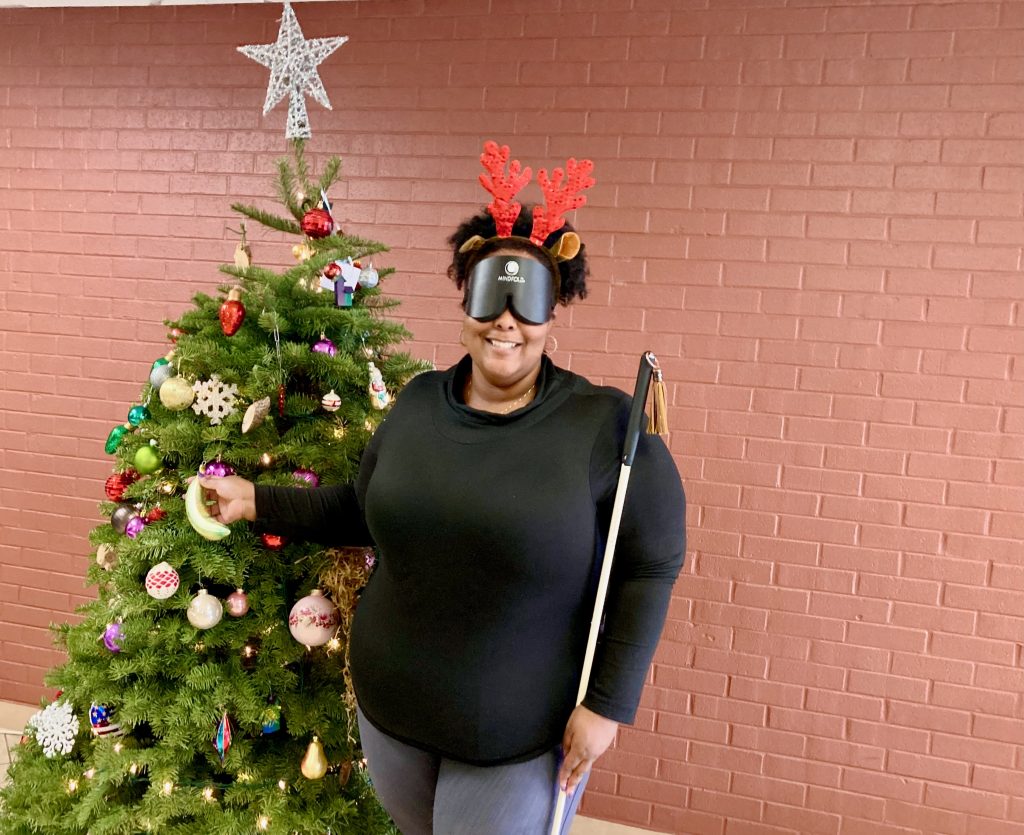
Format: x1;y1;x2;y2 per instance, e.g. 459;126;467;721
545;334;558;354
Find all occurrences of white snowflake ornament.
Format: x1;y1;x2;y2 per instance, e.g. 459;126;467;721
28;700;79;758
192;375;239;425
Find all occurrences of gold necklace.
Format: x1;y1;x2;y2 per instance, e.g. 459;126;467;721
467;377;536;414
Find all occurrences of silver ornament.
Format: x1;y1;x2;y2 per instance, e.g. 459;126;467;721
110;503;138;535
187;589;224;630
150;362;176;390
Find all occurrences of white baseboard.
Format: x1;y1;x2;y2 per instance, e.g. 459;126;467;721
572;818;662;835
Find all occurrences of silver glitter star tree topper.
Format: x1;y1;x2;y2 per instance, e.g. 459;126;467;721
238;2;348;140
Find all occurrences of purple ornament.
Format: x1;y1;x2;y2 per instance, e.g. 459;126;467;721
125;516;146;539
103;622;124;653
312;336;337;357
292;468;320;488
201;461;235;478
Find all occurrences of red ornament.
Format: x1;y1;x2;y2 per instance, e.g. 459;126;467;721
219;287;246;336
278;385;286;417
104;470;139;502
323;262;341;280
144;506;167;523
261;533;287;550
301;207;333;239
169;327;185;343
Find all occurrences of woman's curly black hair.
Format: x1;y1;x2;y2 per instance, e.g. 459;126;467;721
446;206;589;307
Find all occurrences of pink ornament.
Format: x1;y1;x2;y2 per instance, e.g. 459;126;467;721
201;461;235;478
288;590;339;647
103;622;124;653
293;468;320;488
312;336;337;357
125;516;146;539
226;589;250;617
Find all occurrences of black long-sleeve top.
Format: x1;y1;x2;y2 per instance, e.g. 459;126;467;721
256;355;686;765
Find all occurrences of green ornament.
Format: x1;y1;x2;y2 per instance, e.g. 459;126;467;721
134;444;162;475
127;405;150;427
104;424;130;455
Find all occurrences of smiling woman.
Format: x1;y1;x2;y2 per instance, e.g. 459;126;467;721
457;247;556;412
199;141;687;835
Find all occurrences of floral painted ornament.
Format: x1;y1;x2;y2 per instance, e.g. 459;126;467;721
288;590;339;646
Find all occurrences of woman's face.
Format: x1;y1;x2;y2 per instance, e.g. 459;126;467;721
461;250;554;390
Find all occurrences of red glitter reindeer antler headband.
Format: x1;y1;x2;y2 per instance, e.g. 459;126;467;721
459;140;596;263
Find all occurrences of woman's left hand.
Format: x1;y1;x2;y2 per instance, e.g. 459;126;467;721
557;705;619;793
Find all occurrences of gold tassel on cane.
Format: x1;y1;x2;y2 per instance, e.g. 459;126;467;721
646;358;669;436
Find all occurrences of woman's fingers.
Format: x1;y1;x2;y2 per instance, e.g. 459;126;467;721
563;753;592;793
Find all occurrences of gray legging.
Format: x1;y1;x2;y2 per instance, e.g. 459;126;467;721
357;708;588;835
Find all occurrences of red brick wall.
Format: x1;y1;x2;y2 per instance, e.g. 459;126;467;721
2;1;1023;832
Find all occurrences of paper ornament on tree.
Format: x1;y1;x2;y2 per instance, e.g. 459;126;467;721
27;701;79;758
237;2;348;140
192;375;238;425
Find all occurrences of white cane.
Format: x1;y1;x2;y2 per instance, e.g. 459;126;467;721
548;352;667;835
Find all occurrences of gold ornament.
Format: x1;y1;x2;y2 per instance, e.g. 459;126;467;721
159;376;195;411
292;241;315;262
301;736;327;780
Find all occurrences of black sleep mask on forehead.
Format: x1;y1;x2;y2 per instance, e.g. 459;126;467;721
464;255;556;325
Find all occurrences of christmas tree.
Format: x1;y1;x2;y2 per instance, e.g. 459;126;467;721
0;139;427;834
